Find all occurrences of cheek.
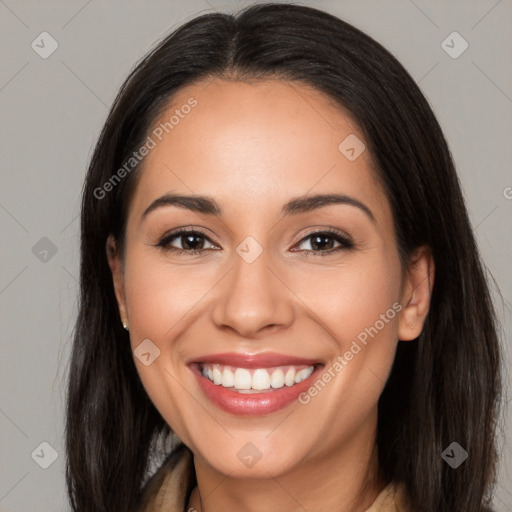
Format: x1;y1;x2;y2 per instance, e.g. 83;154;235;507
288;255;402;346
289;254;402;411
123;248;216;340
121;250;212;442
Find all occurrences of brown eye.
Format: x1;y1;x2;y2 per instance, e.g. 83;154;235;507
155;229;217;255
294;230;354;255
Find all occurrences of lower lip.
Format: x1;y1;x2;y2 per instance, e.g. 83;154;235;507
190;365;322;416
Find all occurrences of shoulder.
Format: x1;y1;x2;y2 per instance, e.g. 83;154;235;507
138;444;195;512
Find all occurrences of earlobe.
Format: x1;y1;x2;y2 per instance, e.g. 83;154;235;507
397;245;435;341
106;235;129;328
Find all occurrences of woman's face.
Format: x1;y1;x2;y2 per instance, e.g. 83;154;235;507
108;78;432;479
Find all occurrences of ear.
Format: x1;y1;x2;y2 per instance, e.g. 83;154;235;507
106;234;128;327
397;245;435;341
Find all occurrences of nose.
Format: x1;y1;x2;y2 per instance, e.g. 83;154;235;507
211;247;294;339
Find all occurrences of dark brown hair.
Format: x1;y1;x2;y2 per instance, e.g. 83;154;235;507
65;3;502;511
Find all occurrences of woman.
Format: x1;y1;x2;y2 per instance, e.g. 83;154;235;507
65;3;502;511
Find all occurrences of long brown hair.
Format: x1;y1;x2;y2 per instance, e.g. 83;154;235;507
65;3;502;511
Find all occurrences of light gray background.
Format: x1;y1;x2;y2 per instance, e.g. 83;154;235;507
1;0;511;511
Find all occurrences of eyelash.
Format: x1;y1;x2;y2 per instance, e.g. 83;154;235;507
154;227;355;257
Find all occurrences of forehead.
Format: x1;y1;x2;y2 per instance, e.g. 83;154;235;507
128;78;390;226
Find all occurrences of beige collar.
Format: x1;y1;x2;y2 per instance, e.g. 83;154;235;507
139;444;409;512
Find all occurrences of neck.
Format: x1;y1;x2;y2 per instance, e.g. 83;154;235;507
188;418;385;512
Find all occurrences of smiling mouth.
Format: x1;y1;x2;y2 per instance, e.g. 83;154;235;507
198;363;316;393
188;353;323;415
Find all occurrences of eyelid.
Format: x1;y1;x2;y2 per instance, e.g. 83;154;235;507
296;226;354;245
155;227;218;249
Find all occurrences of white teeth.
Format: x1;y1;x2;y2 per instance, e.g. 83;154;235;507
212;366;223;385
234;368;252;390
295;367;314;383
252;369;271;390
221;367;234;387
270;368;285;388
284;368;296;386
202;364;315;391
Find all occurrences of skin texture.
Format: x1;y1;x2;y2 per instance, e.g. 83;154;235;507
107;79;434;512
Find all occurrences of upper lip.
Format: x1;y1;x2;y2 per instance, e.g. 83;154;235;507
188;352;321;369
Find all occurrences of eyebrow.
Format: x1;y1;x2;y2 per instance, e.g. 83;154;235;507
141;193;376;223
